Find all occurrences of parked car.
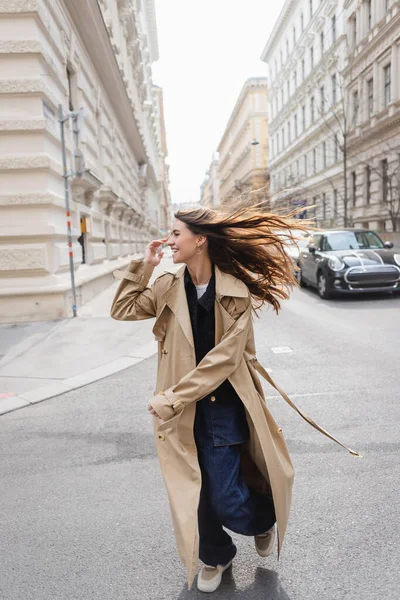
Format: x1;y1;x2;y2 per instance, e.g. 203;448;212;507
298;229;400;299
282;230;312;281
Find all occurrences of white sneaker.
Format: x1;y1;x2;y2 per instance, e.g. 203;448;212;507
197;558;234;593
255;525;276;557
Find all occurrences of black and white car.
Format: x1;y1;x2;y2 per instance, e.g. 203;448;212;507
298;229;400;299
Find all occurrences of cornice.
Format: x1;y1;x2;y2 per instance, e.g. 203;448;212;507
260;0;298;60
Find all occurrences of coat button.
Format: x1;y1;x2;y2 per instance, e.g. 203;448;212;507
277;427;282;434
162;348;168;355
210;396;216;402
158;433;165;441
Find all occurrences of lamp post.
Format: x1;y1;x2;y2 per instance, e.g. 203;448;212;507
58;104;84;318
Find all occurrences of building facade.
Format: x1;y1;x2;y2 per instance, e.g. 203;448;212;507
0;0;170;322
345;0;400;234
217;78;269;206
199;153;220;208
262;0;348;226
262;0;400;232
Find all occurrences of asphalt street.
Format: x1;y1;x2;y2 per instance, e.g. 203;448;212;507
1;286;399;600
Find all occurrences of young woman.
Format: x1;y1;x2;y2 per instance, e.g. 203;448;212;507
110;206;359;593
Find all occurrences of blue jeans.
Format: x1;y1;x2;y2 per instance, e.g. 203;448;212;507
194;398;276;567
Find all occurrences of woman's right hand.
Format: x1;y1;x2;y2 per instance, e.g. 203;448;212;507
144;237;168;266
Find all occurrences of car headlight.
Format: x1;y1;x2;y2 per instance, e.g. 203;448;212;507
328;257;345;271
394;254;400;267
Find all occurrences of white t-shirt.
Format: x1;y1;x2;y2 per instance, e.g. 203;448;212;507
195;283;209;299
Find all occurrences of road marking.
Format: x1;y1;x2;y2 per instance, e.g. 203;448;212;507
271;346;293;354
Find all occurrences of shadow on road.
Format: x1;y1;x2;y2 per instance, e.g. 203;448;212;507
177;567;292;599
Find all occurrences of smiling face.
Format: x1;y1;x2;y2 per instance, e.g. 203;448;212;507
167;218;206;264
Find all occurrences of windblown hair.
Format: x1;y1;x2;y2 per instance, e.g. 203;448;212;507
175;202;313;313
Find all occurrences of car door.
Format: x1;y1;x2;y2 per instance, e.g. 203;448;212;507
301;234;322;284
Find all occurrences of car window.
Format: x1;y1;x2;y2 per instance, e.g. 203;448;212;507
354;231;384;249
309;234;322;249
324;231;385;250
322;236;332;251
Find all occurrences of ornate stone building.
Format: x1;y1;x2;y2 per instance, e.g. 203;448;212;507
217;78;269;206
262;0;399;233
0;0;170;322
262;0;348;225
345;0;400;235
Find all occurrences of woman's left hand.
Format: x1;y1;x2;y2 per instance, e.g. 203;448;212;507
147;403;160;418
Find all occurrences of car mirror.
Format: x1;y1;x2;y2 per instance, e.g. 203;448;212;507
308;245;316;254
384;241;394;249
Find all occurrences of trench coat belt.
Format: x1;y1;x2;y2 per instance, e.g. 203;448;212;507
251;358;361;458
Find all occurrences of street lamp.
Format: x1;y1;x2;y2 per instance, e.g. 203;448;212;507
251;139;260;146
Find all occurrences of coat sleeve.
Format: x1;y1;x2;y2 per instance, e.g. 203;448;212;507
110;259;156;321
151;300;252;421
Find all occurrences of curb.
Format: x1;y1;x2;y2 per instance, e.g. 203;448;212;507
0;340;158;417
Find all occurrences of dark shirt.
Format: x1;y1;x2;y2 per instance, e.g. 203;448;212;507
184;267;249;447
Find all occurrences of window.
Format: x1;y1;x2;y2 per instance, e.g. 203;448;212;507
322;192;327;220
287;80;290;99
301;12;304;32
311;96;315;123
294;113;298;137
281;89;284;108
288;121;291;144
385;0;390;10
302;58;305;80
293;25;296;44
286;39;289;57
351;171;357;206
313;148;317;173
353;90;359;124
332;14;336;43
381;159;388;201
384;63;391;107
365;165;371;204
302;104;306;130
310;45;314;68
320;86;325;113
332;73;337;105
367;78;373;116
277;133;280;153
367;0;372;29
66;67;76;111
296;159;300;177
320;31;324;55
281;127;285;150
352;15;357;46
293;70;297;90
310;0;313;18
322;141;327;168
271;138;275;158
280;49;283;66
304;154;308;177
275;59;278;76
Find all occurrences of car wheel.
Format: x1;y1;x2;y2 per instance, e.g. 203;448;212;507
317;272;332;299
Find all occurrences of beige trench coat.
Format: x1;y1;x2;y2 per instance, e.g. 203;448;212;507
110;259;360;589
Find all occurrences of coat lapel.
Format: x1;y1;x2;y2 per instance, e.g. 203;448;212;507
159;264;249;349
161;265;194;348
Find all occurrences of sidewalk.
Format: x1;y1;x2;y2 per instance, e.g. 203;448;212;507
0;257;174;416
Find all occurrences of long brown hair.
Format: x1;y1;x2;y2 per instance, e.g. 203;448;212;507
175;204;312;313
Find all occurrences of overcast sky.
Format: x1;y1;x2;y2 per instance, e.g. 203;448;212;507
152;0;286;206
